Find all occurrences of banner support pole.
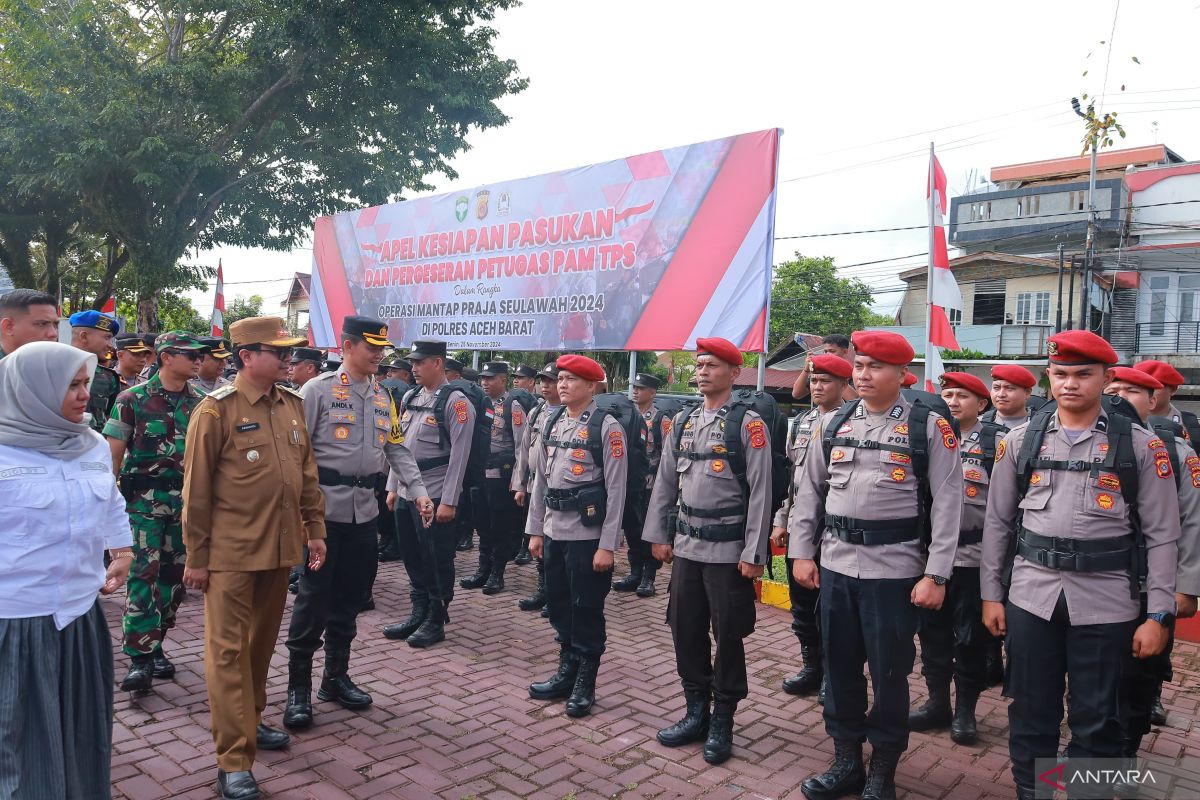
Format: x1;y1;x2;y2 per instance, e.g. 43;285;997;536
471;352;480;370
627;351;637;398
756;355;765;391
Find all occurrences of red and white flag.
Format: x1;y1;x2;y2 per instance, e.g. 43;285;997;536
211;260;225;337
924;146;962;391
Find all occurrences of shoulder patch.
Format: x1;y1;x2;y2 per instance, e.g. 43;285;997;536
996;439;1007;461
454;399;469;423
200;406;221;419
512;404;524;426
1148;438;1165;450
1186;453;1200;489
210;385;238;401
608;429;624;459
1153;447;1173;479
935;416;957;449
747;418;767;449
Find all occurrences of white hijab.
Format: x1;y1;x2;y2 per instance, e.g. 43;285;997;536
0;341;105;459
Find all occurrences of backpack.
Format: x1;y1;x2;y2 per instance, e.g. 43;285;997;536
649;396;698;456
504;388;539;440
1147;416;1183;491
971;420;1010;477
403;379;495;489
1181;410;1200;445
981;396;1050;425
902;388;961;437
544;393;650;524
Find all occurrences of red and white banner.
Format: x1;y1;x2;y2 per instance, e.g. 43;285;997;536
211;260;225;338
925;148;961;391
308;130;780;351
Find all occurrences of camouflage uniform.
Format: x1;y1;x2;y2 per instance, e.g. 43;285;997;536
103;334;207;658
88;363;122;433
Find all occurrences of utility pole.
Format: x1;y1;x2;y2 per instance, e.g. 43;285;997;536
1072;98;1099;331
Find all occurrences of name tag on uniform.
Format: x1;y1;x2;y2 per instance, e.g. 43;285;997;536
79;461;108;472
236;422;261;432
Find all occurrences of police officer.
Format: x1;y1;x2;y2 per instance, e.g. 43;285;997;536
510;363;540;566
137;332;161;383
283;317;432;729
105;332;207;691
526;354;627;718
288;347;323;389
981;331;1180;800
190;337;233;395
376;353;412;564
114;334;152;390
789;331;962;800
445;356;465;382
512;363;538;393
986;364;1038;427
770;354;851;698
381;340;475;648
1136;360;1198;442
908;371;994;745
462;361;524;594
645;338;772;765
383;355;413;389
513;362;561;613
612;372;668;597
68;310;122;432
321;352;341;373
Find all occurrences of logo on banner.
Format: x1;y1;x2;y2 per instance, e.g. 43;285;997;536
475;190;490;220
454;195;469;222
497;191;511;215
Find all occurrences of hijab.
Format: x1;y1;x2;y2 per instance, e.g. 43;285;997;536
0;341;105;459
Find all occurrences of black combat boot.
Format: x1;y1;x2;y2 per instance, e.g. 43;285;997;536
818;676;827;706
801;740;865;800
254;724;289;750
782;644;824;696
518;563;547;611
482;561;506;595
456;529;474;551
1150;683;1168;726
151;649;176;679
860;747;902;800
407;601;447;648
1015;785;1035;800
383;597;429;640
529;651;579;700
565;657;600;718
513;535;532;565
635;567;657;597
985;639;1004;687
120;656;154;692
949;689;980;745
378;543;402;562
908;679;952;731
657;691;711;746
318;651;372;709
702;702;736;765
283;655;314;730
217;769;260;800
1114;736;1143;798
613;561;642;592
459;554;491;589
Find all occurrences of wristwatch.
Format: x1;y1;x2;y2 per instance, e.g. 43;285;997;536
924;574;948;586
1146;612;1175;628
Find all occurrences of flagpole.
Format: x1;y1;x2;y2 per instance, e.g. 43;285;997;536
924;142;936;392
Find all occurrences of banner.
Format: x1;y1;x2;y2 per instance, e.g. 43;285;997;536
309;129;780;351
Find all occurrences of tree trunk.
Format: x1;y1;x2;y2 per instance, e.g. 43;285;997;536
137;292;159;333
0;228;36;289
91;236;129;310
41;223;68;301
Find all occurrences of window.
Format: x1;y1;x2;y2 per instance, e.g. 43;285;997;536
1150;277;1169;336
1015;291;1051;325
947;308;962;325
973;279;1006;325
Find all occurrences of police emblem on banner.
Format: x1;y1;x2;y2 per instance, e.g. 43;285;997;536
475;189;490;220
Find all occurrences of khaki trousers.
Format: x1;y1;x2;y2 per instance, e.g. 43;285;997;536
203;568;290;772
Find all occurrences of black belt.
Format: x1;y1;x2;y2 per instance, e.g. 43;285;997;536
824;514;920;546
959;529;984;546
317;467;385;490
416;454;450;471
487;453;515;470
1016;528;1134;572
679;500;745;519
119;474;183;492
544;482;603;511
675;517;744;542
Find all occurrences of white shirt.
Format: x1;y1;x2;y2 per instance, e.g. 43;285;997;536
0;439;132;629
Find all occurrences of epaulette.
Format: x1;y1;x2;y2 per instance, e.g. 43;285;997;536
279;384;304;399
210;385;238;401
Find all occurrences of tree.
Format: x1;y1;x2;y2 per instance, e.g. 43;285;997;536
223;295;264;330
769;254;881;349
0;0;525;328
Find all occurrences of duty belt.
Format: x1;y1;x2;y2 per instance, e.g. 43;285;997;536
1016;527;1134;572
487;453;515;470
679;500;745;520
674;517;744;543
824;514;920;546
416;454;451;471
544;481;603;511
119;474;183;493
959;529;984;546
317;467;386;490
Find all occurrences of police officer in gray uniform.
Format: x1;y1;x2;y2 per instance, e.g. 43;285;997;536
645;337;772;766
613;372;667;597
382;340;475;648
526;354;626;719
790;330;962;800
283;316;432;730
513;362;561;613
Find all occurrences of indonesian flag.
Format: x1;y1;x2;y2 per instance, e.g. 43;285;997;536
925;148;961;391
211;260;225;337
100;297;115;314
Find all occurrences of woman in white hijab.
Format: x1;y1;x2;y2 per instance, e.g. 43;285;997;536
0;341;133;800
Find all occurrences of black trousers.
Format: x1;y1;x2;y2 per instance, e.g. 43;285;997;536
623;498;660;574
287;518;378;657
479;469;521;564
785;556;821;648
544;537;612;658
393;499;424;602
1006;594;1136;790
376;488;398;552
819;568;920;750
415;497;458;604
1119;596;1174;748
917;565;991;695
666;557;756;705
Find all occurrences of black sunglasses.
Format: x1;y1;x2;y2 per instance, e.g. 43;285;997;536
243;345;293;361
166;350;203;361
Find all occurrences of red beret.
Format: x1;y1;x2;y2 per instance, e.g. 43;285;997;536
939;371;990;399
808;354;852;379
851;330;914;366
555;354;605;382
1111;366;1163;391
695;337;743;366
990;364;1036;389
1133;360;1184;388
902;372;919;387
1047;330;1117;366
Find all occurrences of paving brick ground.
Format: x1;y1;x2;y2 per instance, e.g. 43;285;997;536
105;550;1200;800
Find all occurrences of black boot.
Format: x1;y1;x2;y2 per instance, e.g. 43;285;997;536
383;598;429;640
800;739;865;800
860;747;902;800
378;545;402;562
1150;684;1167;726
818;676;827;706
151;649;176;679
1114;736;1143;798
783;644;824;696
518;564;547;611
908;679;952;731
514;536;532;565
613;561;642;592
459;554;491;589
985;639;1004;687
456;529;474;551
255;723;290;751
949;690;979;745
283;655;314;730
482;562;506;595
529;651;578;700
1015;786;1035;800
635;568;657;598
565;657;600;718
120;656;154;692
407;601;447;648
657;691;711;746
217;769;260;800
317;651;372;709
702;702;735;765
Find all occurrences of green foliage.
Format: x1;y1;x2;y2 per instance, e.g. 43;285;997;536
223;294;264;330
769;253;881;349
941;347;990;360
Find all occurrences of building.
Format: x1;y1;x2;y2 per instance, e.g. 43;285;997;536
282;272;311;335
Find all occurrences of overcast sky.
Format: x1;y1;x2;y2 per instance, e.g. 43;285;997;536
188;0;1200;320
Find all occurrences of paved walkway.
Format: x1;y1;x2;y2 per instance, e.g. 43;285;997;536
107;551;1200;800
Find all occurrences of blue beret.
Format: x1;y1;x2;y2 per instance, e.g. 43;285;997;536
68;310;119;335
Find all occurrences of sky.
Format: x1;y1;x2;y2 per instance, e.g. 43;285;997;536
186;0;1200;321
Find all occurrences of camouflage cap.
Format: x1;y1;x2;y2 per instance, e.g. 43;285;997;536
155;331;207;354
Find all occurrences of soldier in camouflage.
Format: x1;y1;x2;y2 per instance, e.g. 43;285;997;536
104;331;207;692
68;309;122;432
